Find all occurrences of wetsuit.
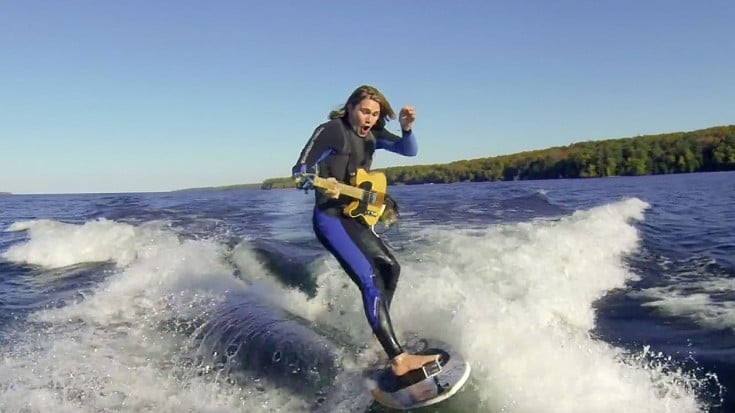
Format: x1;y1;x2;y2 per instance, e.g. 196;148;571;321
292;117;418;359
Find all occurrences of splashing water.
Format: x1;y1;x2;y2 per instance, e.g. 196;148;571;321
0;198;714;412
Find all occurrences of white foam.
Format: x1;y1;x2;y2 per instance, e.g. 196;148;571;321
3;218;176;268
633;278;735;332
393;197;705;412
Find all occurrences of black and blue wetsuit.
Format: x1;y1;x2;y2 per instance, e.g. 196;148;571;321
292;117;417;359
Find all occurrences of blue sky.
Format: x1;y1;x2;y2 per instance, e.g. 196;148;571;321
2;0;734;194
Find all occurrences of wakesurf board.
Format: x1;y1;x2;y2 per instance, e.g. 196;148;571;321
364;335;471;410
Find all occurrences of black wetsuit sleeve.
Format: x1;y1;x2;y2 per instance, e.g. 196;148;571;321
292;121;345;176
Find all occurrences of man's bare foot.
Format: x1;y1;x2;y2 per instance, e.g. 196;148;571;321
390;352;440;377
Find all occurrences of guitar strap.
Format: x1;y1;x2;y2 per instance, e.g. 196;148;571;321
343;124;357;181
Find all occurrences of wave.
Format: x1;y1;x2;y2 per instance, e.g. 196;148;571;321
0;197;712;412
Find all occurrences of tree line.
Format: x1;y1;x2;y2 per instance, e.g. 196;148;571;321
262;124;735;189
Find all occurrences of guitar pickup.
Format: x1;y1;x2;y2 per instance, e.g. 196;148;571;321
366;192;379;204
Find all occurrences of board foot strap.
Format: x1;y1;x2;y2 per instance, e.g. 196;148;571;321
394;349;449;389
396;359;442;388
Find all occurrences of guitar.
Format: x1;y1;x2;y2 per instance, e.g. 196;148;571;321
298;168;389;228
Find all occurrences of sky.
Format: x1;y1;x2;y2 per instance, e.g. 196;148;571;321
1;0;734;194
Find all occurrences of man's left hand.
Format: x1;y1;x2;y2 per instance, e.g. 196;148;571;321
324;177;340;199
399;106;416;132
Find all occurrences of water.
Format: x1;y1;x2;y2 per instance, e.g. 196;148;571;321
1;171;733;412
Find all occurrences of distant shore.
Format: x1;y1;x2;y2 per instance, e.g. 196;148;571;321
171;183;262;193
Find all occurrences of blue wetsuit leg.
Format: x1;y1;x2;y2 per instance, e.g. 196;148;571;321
312;206;404;359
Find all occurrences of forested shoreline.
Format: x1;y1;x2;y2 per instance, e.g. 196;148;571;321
261;124;735;189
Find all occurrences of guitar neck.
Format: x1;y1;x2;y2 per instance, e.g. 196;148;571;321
311;176;366;200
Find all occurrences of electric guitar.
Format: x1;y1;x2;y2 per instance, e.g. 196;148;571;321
299;168;388;228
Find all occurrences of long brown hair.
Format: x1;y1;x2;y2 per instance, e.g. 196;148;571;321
328;85;396;131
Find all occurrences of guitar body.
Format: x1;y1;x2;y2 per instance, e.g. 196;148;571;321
301;168;390;228
342;169;387;227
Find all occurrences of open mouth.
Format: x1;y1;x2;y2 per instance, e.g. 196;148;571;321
360;125;371;135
